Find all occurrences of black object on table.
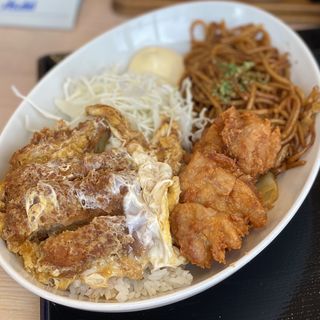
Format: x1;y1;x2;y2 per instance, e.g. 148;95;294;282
40;29;320;320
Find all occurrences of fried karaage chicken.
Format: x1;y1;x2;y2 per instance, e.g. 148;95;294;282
221;107;281;177
180;150;266;228
194;107;281;178
171;107;281;268
193;114;224;155
171;203;249;267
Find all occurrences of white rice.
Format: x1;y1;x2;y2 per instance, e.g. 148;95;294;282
68;267;192;302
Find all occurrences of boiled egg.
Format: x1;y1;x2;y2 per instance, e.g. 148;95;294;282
128;47;185;86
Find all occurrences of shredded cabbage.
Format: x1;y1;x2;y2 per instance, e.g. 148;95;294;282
55;70;211;150
13;70;211;150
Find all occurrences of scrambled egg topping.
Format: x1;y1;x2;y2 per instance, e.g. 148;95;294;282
25;182;59;233
79;149;185;288
130;149;185;269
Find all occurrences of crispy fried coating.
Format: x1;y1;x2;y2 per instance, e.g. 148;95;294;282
151;120;184;175
221;107;281;177
193;107;281;178
172;108;272;268
1;105;187;286
86;104;148;152
21;216;139;278
193;115;224;156
87;105;185;174
171;203;249;267
10;118;109;168
180;151;266;228
2;150;134;252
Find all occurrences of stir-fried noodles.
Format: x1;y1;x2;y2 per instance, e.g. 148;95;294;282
183;21;320;173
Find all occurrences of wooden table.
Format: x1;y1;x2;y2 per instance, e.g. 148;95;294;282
0;1;125;319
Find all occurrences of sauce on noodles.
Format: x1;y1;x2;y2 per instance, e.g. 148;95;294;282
182;21;320;174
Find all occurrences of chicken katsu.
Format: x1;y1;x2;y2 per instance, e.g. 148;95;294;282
20;216;143;289
10;117;109;168
2;149;135;253
0;104;186;295
151;119;184;175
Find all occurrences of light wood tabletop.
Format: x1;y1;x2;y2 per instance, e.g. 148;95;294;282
0;1;125;319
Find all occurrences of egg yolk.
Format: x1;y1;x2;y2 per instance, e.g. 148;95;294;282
128;47;185;86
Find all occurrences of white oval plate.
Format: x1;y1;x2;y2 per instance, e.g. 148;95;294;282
0;0;319;313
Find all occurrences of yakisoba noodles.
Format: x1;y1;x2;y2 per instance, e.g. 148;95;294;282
183;21;320;174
